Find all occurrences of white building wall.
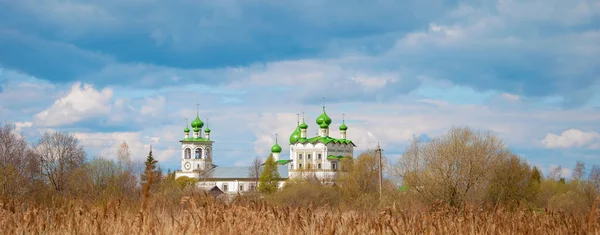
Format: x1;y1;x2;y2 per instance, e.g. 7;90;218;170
195;180;286;194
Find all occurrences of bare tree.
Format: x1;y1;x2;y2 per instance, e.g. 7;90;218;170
117;141;132;171
0;123;33;196
572;161;585;180
549;166;563;181
336;150;383;196
590;165;600;192
88;156;118;192
486;154;536;207
248;156;262;191
36;132;85;191
397;126;509;207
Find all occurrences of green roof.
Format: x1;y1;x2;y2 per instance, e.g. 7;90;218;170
339;122;347;131
316;106;332;126
191;115;204;129
289;126;301;144
271;142;282;153
180;137;212;142
276;159;293;165
205;126;211;133
292;136;356;146
327;155;350;160
319;122;329;128
184;126;190;133
299;121;308;129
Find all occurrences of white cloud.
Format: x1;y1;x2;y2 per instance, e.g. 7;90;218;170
541;129;600;149
500;93;520;102
14;122;33;132
32;81;172;127
34;82;113;127
140;96;166;116
72;131;176;163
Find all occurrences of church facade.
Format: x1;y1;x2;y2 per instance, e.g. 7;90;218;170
174;105;355;194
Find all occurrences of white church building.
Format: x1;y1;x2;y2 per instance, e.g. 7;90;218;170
174;105;356;194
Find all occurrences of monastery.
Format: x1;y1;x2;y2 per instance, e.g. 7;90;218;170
174;105;356;194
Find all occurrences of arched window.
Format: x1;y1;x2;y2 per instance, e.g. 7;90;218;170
184;148;191;159
205;148;211;160
195;148;202;159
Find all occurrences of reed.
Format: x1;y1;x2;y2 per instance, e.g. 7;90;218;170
1;195;598;235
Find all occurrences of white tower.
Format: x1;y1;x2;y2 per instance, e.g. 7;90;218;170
271;134;282;161
340;114;347;139
180;105;214;173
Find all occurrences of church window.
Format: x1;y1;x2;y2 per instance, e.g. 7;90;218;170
223;184;228;192
298;154;302;160
239;184;244;191
205;148;211;160
299;163;302;169
318;154;322;160
318;163;322;169
307;154;311;159
332;162;337;170
184;148;191;159
195;148;202;159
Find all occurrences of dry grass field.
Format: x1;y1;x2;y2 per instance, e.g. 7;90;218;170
1;195;598;235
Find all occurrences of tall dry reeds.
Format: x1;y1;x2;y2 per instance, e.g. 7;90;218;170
1;195;598;235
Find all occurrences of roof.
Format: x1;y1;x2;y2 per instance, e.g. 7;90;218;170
276;159;293;165
294;136;356;146
204;166;289;180
327;155;347;160
180;137;213;142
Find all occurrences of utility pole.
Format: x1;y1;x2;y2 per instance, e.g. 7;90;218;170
376;142;383;202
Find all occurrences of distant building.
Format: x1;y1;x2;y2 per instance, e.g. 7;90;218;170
174;105;355;194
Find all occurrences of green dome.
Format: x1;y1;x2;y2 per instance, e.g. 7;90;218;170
316;107;332;126
193;127;200;132
339;123;348;131
184;126;190;133
319;122;329;128
191;116;204;129
205;126;211;133
299;121;308;129
271;142;282;153
289;126;301;144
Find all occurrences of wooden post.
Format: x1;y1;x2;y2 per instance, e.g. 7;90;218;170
376;142;383;202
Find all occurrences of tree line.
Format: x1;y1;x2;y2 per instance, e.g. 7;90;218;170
260;127;600;214
1;122;598;214
0;123;182;205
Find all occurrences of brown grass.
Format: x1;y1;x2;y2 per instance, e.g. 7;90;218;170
1;195;599;235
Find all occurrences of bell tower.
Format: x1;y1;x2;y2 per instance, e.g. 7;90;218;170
180;104;214;173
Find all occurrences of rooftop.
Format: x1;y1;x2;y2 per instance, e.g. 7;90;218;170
201;165;289;180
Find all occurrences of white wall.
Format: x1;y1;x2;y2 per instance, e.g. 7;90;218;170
197;180;286;194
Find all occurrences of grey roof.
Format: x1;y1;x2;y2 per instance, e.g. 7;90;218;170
206;165;288;179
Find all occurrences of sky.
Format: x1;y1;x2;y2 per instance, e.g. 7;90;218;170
1;0;599;178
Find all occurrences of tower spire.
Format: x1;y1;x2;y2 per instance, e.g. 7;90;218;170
296;113;300;125
322;97;326;110
275;133;278;144
196;103;200;116
342;113;345;123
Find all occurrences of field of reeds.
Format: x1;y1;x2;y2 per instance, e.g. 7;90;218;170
1;194;599;235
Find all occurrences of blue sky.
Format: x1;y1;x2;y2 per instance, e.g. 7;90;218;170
1;0;599;177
